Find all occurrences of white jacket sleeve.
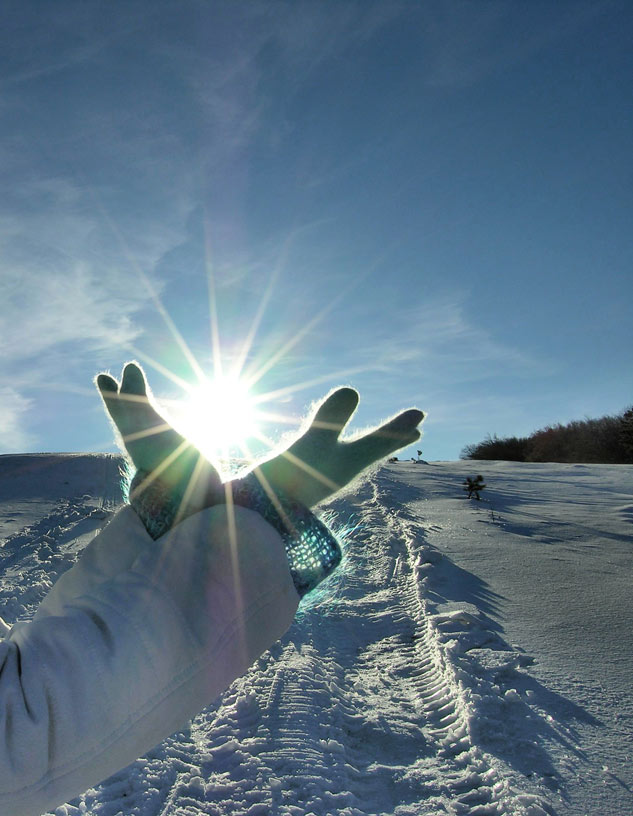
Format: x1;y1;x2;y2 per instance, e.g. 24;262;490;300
0;504;300;816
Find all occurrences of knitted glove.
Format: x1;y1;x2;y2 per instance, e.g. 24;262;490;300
97;363;425;595
256;386;424;507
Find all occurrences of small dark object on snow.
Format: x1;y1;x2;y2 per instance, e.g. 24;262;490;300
464;474;486;499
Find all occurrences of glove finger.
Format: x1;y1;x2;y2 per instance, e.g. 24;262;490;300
96;373;125;427
96;373;119;395
346;408;425;467
96;372;130;434
308;387;360;438
120;362;148;397
97;365;164;441
96;364;222;490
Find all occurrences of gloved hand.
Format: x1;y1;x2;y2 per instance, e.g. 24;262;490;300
97;363;424;510
98;362;425;594
97;363;221;512
256;387;424;507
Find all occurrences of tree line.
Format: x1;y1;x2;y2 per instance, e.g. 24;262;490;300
461;406;633;464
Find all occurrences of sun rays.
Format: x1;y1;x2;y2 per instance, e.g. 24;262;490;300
97;256;356;634
90;180;374;490
119;239;372;483
97;224;383;632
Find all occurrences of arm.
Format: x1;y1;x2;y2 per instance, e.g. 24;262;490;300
0;503;298;816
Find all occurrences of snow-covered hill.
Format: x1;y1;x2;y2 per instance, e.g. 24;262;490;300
1;454;631;816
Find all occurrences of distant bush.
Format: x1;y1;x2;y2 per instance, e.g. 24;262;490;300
460;406;633;464
621;408;633;460
528;416;625;463
460;434;530;462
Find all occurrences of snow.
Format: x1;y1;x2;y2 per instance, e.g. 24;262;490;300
1;453;632;816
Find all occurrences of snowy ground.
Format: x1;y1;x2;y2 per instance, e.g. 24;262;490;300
1;454;631;816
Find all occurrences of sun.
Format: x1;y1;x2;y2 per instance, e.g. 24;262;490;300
175;373;261;464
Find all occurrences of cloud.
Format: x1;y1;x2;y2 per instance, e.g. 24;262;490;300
0;387;35;451
151;2;407;171
354;293;540;384
0;170;179;363
0;252;152;448
0;263;146;362
0;169;183;448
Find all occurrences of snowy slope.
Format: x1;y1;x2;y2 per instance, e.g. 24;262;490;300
1;454;631;816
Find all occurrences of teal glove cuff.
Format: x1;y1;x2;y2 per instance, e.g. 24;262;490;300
233;475;342;597
129;470;342;598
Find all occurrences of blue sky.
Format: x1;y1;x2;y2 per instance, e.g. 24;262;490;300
0;0;631;463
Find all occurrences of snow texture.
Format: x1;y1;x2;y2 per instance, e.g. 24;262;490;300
1;454;631;816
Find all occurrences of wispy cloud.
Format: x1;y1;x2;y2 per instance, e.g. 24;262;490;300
0;257;151;447
0;263;146;362
0;387;35;451
0;169;180;447
0;170;177;360
354;293;541;385
152;2;406;181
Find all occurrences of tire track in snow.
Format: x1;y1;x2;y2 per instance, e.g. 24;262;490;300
368;469;552;816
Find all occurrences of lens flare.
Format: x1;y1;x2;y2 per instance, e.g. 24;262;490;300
174;373;261;462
